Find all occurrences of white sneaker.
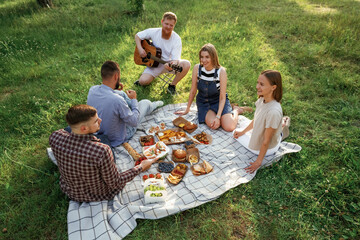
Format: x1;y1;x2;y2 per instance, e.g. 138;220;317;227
154;101;164;108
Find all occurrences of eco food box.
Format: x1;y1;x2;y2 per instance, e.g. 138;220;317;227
143;178;167;204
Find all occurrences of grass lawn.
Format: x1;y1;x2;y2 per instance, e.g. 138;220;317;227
1;0;359;239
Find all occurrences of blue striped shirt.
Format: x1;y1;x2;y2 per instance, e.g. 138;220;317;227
87;84;140;147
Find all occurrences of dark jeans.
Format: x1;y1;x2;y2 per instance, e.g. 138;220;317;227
64;127;115;160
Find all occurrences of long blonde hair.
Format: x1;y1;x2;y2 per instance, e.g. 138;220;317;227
198;43;221;68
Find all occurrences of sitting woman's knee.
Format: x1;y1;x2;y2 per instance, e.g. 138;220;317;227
222;123;236;132
205;121;220;130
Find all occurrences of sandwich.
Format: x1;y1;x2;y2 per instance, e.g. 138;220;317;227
192;160;213;175
203;160;213;173
183;122;197;132
173;149;186;162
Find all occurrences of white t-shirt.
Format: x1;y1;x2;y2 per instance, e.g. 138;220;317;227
136;28;182;62
248;97;283;151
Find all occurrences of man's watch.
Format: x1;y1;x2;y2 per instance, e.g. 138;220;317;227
216;115;221;119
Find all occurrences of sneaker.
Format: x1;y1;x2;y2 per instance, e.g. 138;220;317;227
154;101;164;108
168;84;176;94
134;80;141;86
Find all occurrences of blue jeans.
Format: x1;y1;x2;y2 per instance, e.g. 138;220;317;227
196;79;232;123
126;99;158;140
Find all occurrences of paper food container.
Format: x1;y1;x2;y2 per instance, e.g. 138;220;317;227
143;178;167;204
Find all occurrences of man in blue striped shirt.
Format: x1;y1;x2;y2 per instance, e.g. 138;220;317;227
87;61;163;147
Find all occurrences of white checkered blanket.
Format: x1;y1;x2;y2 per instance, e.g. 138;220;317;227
47;103;301;239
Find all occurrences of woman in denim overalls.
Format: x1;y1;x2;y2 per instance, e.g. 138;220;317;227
175;43;246;132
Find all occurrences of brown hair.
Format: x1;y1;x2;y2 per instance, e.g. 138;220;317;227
66;104;97;126
101;60;120;79
199;43;221;68
261;70;283;102
162;12;177;23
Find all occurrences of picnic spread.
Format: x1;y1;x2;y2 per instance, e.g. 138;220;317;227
47;103;301;240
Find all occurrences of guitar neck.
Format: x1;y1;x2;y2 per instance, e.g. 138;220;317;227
148;55;167;65
146;52;182;72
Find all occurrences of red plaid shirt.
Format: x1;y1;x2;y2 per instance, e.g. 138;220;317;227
49;129;141;202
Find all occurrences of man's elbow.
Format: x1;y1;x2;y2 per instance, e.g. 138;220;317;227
127;117;139;127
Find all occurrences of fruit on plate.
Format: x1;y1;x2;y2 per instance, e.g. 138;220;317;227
155;173;162;179
135;155;147;166
144;184;165;193
143;175;149;181
158;162;174;173
184;140;195;149
150;193;163;197
149;174;155;178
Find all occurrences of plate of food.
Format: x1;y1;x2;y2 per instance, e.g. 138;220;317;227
146;122;166;135
192;131;212;145
142;172;164;183
140;135;155;146
167;163;188;185
184;140;196;149
157;160;175;173
190;160;213;176
143;141;170;161
186;147;200;164
172;116;198;133
155;128;191;145
172;149;187;162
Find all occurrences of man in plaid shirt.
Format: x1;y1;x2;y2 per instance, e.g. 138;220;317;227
49;105;153;202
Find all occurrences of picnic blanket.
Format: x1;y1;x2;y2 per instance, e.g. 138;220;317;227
47;103;301;240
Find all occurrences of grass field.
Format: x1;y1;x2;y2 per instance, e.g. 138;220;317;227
1;0;359;239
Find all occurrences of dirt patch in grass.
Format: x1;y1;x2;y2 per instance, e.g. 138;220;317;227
0;90;14;102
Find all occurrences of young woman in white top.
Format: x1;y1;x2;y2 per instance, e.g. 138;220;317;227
233;70;290;173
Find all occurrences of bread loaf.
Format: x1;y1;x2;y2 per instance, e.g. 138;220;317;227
122;142;141;161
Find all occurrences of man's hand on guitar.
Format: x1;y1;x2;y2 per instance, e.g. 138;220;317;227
164;62;173;71
126;90;137;99
138;48;147;58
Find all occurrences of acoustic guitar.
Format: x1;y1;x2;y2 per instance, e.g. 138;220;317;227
134;40;183;72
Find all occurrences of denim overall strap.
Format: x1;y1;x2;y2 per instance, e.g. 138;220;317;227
214;68;219;79
197;65;202;81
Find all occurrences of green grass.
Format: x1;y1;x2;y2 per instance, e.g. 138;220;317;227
1;0;359;239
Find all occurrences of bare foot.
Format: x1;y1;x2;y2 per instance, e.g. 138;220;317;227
232;105;244;114
281;116;291;141
232;104;253;115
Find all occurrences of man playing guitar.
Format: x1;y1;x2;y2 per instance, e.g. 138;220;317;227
134;12;190;94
